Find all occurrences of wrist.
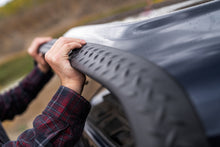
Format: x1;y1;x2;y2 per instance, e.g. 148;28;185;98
62;82;85;94
61;76;85;94
38;64;50;73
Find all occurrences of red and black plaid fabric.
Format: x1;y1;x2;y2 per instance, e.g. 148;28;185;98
0;67;91;146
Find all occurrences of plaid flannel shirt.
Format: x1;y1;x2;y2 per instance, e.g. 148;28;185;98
0;67;91;146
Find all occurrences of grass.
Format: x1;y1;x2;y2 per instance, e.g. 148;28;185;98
0;53;33;89
0;0;46;18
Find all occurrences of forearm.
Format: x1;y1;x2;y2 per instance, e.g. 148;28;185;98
0;66;53;121
2;86;91;146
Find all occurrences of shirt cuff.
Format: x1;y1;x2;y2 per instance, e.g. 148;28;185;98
43;86;91;125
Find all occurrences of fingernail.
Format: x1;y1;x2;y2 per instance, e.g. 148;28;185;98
81;40;86;44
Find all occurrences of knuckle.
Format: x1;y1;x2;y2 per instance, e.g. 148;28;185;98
27;50;34;56
27;49;32;54
51;56;57;63
45;53;57;64
63;43;71;49
45;53;50;62
34;37;41;43
58;37;66;43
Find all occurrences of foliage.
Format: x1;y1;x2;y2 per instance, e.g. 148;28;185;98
0;0;46;18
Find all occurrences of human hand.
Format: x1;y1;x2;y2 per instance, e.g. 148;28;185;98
45;37;86;94
28;37;52;73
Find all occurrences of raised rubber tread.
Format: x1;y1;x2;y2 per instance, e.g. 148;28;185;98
39;41;210;147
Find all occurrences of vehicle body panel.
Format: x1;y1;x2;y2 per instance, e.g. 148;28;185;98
64;0;220;137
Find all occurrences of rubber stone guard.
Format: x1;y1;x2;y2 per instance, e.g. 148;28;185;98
40;41;210;147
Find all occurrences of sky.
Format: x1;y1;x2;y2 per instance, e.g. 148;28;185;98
0;0;13;7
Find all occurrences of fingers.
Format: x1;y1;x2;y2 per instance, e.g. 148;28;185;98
62;42;83;54
52;37;86;53
32;37;52;48
45;37;86;93
48;37;86;56
27;37;52;73
28;37;52;56
56;37;85;44
36;53;47;66
45;37;86;65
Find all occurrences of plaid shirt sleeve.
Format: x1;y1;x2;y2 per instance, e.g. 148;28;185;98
3;86;91;147
0;66;53;121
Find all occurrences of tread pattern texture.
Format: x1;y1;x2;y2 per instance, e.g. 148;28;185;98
40;41;210;147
